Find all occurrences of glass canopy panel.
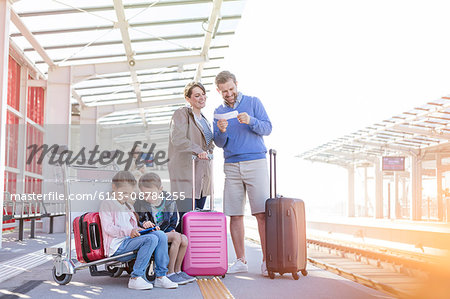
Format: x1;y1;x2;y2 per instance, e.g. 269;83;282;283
131;37;205;54
13;0;115;12
82;91;137;103
33;45;126;66
221;0;247;15
10;0;246;127
141;94;183;103
16;11;117;33
136;71;195;83
9;21;19;35
123;2;212;23
76;85;135;97
216;18;242;32
128;22;207;39
75;77;132;90
86;98;137;107
32;31;123;57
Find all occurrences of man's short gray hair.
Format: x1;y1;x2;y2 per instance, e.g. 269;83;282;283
215;71;237;86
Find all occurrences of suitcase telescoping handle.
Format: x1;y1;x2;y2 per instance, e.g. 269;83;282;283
269;149;277;199
191;154;214;211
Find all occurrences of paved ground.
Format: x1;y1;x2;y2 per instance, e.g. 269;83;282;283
0;227;392;299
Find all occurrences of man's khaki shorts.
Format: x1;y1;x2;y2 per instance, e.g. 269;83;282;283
223;158;270;216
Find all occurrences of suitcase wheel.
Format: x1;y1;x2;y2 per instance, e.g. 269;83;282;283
106;265;124;278
52;266;72;285
125;260;135;275
301;269;308;276
292;272;300;280
145;257;156;282
222;275;225;278
268;271;275;279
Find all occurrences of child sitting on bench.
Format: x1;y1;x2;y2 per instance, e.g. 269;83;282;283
134;172;196;285
99;171;178;290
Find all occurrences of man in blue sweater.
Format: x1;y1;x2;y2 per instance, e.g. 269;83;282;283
213;71;272;276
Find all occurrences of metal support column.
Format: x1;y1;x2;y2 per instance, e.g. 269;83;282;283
394;172;400;218
375;157;383;219
348;165;355;217
79;106;97;152
44;66;72;239
16;66;28;196
411;155;422;220
436;154;443;221
0;0;11;249
364;166;369;217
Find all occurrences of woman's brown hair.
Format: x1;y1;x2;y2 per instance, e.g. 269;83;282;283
184;81;206;98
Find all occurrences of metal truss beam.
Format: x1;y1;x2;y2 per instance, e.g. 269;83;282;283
71;54;208;83
23;31;234;52
390;124;450;141
80;82;213;98
10;8;55;66
353;140;418;155
75;75;216;91
195;0;223;81
35;45;228;65
113;0;147;127
11;15;241;37
94;98;185;119
18;0;240;17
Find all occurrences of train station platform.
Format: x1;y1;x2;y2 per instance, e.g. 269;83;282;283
307;216;450;254
0;229;390;299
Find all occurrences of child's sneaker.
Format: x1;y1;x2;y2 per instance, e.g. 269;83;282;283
128;277;153;290
154;276;178;289
167;273;189;285
178;271;196;283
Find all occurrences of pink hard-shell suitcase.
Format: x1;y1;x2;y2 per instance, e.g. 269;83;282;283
182;155;228;277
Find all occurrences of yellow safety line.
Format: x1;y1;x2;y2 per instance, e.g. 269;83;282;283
213;277;234;299
202;278;216;299
199;279;213;299
197;277;234;299
197;279;209;298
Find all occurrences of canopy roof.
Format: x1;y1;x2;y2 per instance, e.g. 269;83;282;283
10;0;245;127
299;97;450;167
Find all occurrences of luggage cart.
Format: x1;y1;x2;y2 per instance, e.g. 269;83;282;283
44;151;155;285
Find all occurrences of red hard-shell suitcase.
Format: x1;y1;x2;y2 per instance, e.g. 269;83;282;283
73;212;106;263
265;149;308;280
182;156;228;277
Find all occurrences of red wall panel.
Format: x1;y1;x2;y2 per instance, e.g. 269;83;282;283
7;56;20;111
27;86;44;125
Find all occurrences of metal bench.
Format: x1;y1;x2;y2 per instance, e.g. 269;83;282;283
3;191;65;240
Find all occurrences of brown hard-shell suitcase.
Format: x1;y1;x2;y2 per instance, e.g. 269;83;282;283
265;149;308;280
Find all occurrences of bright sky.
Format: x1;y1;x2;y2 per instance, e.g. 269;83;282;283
206;0;450;216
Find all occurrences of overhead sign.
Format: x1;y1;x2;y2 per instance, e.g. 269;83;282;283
382;156;405;171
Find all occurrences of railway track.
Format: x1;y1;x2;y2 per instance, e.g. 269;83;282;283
244;216;449;298
306;237;444;298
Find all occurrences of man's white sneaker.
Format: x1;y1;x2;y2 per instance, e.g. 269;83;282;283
154;276;178;289
128;277;153;290
261;261;268;277
227;259;248;274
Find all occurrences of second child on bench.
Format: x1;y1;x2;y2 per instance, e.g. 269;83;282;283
134;173;196;285
99;171;178;290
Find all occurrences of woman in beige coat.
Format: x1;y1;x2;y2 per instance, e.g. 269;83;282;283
168;82;214;232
